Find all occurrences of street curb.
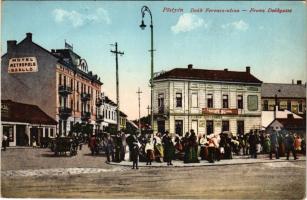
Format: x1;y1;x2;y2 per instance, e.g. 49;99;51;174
107;158;306;168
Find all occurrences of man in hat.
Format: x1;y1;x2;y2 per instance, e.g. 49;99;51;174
129;132;140;169
285;132;297;160
114;131;122;162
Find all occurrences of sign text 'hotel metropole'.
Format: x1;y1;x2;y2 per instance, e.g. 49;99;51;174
8;57;38;73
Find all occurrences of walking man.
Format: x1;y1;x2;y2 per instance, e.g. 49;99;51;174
270;130;280;159
285;132;297;160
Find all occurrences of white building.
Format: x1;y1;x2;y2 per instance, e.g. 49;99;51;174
98;95;117;131
152;65;262;137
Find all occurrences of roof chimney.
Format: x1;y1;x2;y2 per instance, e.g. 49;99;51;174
188;64;193;69
26;32;32;41
287;114;294;119
224;68;228;71
297;80;302;85
292;79;294;84
246;66;250;73
7;40;17;54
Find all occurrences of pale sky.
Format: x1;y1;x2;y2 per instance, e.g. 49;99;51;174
2;1;306;120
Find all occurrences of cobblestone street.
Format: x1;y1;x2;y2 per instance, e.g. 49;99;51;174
1;147;306;199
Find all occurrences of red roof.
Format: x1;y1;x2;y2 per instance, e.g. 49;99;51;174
1;100;57;125
154;68;262;84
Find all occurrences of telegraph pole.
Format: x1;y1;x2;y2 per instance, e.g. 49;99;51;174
146;105;150;116
137;88;142;134
111;42;124;131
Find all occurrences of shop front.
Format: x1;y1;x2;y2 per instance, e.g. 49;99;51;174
1;100;57;147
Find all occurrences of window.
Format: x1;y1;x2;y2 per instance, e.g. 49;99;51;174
206;120;214;135
299;101;303;113
247;95;258;111
175;120;183;136
77;101;79;112
70;79;73;90
237;121;244;135
50;129;54;137
223;95;229;108
263;100;269;111
280;101;287;110
207;94;213;108
59;74;62;85
158;93;164;113
70;100;73;109
64;76;66;86
191;93;198;108
59;96;62;107
222;121;229;132
176;93;182;107
287;101;291;111
237;95;243;109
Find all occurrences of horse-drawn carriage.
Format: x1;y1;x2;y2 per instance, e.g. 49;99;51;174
51;137;78;156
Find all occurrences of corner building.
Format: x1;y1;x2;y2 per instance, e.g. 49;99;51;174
1;33;103;136
153;65;262;137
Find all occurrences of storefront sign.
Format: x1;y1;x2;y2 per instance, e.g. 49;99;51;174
202;108;238;115
8;57;38;73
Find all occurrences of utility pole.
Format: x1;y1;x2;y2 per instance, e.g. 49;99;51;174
137;88;143;134
111;42;124;131
146;105;150;116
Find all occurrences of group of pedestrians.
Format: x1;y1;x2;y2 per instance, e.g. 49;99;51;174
83;128;304;169
87;131;127;163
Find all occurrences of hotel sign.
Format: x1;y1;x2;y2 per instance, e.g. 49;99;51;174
202;108;238;115
8;57;38;73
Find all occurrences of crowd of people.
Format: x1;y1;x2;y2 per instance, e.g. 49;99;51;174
84;128;305;169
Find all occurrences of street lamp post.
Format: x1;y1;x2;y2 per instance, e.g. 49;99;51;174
140;5;154;131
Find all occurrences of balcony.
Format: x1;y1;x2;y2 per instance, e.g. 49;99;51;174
154;106;168;120
81;93;91;102
58;85;72;96
96;98;103;107
58;107;72;119
96;114;104;123
81;111;91;121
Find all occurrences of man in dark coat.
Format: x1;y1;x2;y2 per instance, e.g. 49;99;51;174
89;134;97;156
113;131;122;162
162;131;175;166
182;132;189;163
129;133;140;169
285;132;297;160
248;131;258;159
270;130;280;159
